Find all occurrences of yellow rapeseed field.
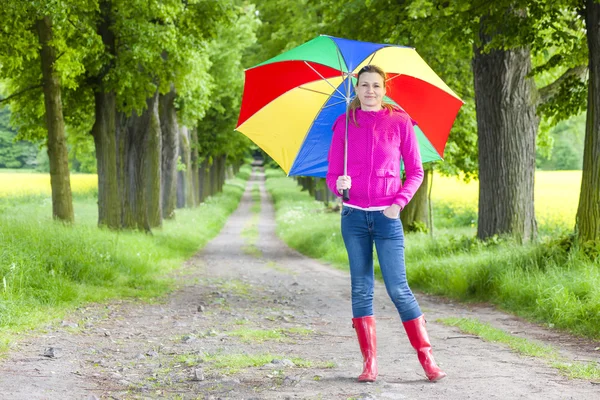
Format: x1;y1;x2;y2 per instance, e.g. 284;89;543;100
0;171;97;197
431;170;582;228
0;170;582;228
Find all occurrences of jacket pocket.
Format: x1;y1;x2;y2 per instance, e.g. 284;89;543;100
375;169;397;196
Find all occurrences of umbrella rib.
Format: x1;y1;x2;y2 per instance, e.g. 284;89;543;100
322;100;347;109
304;61;347;100
385;73;403;83
298;86;345;100
365;52;376;67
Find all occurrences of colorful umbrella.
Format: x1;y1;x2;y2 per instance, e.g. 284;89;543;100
235;35;463;177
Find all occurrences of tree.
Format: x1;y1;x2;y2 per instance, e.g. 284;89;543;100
77;0;233;229
90;0;120;229
195;2;260;200
0;1;88;221
416;0;588;242
472;13;538;242
37;15;74;222
576;0;600;243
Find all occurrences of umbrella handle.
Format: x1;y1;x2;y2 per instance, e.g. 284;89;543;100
342;189;350;201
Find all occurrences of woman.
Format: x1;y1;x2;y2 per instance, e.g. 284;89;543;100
326;64;446;383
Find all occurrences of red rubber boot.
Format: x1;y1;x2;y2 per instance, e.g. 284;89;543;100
403;315;446;382
352;316;378;382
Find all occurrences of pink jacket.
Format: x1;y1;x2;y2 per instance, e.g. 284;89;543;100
326;107;424;210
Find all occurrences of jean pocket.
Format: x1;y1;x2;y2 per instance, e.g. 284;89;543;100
380;210;399;220
341;206;354;217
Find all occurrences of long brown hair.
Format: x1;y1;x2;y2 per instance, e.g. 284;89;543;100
349;64;395;126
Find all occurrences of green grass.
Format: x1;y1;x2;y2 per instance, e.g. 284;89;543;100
0;165;251;353
441;317;600;381
265;260;292;274
264;169;600;340
217;279;254;297
226;327;313;343
202;352;284;375
440;317;556;357
552;361;600;381
201;351;333;375
227;328;284;342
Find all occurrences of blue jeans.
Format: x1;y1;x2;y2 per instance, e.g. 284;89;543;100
341;206;422;322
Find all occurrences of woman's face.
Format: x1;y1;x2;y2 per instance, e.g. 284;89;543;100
355;72;386;111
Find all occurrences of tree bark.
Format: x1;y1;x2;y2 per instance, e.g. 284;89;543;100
92;91;120;228
36;16;74;223
401;169;430;232
198;157;208;203
118;92;160;231
190;127;199;206
577;0;600;242
145;93;162;228
176;127;188;208
209;158;218;197
178;126;194;208
473;28;538;242
176;164;185;209
217;154;227;193
92;0;120;229
159;87;179;219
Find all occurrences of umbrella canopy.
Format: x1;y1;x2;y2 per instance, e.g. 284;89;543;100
236;35;463;177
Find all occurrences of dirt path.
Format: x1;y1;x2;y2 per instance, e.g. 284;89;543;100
1;171;599;400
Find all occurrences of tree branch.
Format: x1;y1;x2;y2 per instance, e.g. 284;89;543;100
0;84;43;103
538;65;588;105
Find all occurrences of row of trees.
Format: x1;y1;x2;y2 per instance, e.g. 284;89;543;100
0;0;259;232
250;0;599;245
0;0;598;245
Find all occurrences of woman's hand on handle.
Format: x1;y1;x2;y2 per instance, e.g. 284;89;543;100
336;175;351;195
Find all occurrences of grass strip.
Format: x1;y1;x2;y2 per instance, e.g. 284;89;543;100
227;327;314;343
440;317;600;381
201;352;333;375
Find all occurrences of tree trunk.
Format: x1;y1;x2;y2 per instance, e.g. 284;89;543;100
176;166;186;209
92;91;120;229
307;177;316;197
118;92;160;231
401;169;430;232
159;87;179;219
232;161;241;175
179;126;195;207
315;178;324;202
190;127;199;206
473;29;538;242
92;0;120;229
145;92;162;228
577;0;600;243
198;157;208;203
209;158;218;197
36;16;74;223
217;154;227;193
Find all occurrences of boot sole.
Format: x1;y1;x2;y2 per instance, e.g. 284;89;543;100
428;373;447;382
